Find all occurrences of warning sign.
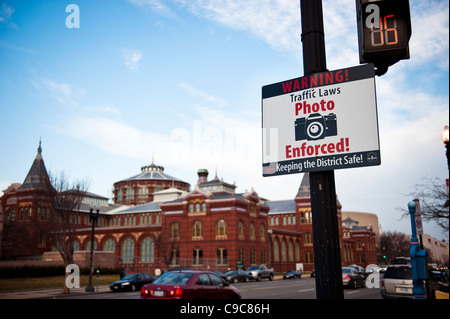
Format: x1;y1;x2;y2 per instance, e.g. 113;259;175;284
262;64;381;177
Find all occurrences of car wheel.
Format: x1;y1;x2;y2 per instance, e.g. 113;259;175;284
131;284;136;292
269;274;274;281
257;275;261;281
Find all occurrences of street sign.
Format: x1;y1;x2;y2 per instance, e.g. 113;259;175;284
413;199;423;235
262;64;381;177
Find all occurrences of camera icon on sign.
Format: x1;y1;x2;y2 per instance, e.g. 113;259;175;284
295;113;338;141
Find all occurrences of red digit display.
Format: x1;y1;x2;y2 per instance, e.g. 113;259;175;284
357;0;411;69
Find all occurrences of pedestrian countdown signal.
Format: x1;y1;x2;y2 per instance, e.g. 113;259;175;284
356;0;411;75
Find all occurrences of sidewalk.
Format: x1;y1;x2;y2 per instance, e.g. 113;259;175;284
0;285;111;299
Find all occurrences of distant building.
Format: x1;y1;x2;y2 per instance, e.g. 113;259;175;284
405;234;448;265
342;217;377;267
342;211;380;239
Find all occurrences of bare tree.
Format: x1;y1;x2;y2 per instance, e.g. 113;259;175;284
378;231;410;264
154;231;179;271
36;171;89;293
403;177;449;234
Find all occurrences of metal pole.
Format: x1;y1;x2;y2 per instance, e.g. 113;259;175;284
300;0;344;299
408;201;427;299
85;208;97;292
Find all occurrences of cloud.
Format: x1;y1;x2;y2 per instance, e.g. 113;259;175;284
127;0;178;19
0;2;18;29
30;79;85;107
0;3;14;22
409;0;449;69
179;82;227;108
122;48;143;70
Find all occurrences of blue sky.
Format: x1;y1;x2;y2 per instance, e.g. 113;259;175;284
1;0;448;241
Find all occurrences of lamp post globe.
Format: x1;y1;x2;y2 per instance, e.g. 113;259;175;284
441;125;449;169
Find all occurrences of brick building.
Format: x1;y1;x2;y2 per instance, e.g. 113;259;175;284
1;143;378;274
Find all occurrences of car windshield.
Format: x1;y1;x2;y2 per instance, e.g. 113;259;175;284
153;272;193;285
247;266;259;271
122;274;136;280
342;268;353;274
384;266;412;279
226;271;237;275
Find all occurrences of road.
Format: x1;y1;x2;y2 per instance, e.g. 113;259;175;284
50;276;382;299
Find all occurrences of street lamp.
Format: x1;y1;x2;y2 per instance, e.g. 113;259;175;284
267;229;273;269
441;125;449;169
85;208;100;292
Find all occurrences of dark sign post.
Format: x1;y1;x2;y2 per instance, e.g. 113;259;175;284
300;0;343;299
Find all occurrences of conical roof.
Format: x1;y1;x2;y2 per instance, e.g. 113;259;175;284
18;141;51;191
295;172;310;198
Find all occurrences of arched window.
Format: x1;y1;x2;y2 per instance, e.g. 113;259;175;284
192;221;203;238
273;238;280;262
86;239;97;251
216;219;226;236
103;238;115;252
170;222;179;239
195;203;200;212
281;239;287;261
250;222;255;239
201;202;206;212
141;237;154;262
238;220;244;237
288;240;294;262
260;224;265;240
121;238;134;263
126;187;134;199
189;204;194;213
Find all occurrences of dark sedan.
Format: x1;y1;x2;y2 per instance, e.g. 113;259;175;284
283;270;302;279
225;269;249;283
140;270;241;299
110;273;155;292
342;267;365;288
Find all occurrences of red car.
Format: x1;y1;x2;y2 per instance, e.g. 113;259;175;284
140;270;241;299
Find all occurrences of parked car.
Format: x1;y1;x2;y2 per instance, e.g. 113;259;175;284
110;273;155;292
346;264;367;278
381;265;413;299
379;265;387;273
213;271;229;283
246;265;274;281
140;270;241;299
342;267;365;288
225;269;249;283
391;257;411;265
428;269;449;297
283;270;302;279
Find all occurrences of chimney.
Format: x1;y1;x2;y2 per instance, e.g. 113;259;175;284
197;169;209;185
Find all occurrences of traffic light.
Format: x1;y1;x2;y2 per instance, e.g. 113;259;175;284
356;0;412;75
